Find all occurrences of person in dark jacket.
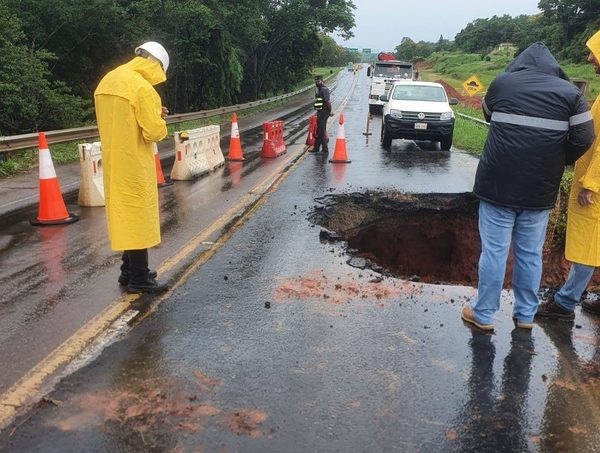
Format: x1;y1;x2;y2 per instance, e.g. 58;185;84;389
311;75;333;154
461;43;595;332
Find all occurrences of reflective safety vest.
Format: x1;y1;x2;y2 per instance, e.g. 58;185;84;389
314;93;324;111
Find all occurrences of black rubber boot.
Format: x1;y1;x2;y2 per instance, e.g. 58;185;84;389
125;249;169;294
118;251;157;285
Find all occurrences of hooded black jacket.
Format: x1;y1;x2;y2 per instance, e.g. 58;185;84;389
473;43;595;210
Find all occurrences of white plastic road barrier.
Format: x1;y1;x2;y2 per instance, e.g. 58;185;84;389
171;125;225;181
77;142;105;207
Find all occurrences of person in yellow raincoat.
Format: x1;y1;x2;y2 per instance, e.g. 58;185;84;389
94;42;170;293
537;30;600;320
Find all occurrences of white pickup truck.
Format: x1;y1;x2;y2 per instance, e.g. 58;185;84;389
368;60;413;113
380;80;458;151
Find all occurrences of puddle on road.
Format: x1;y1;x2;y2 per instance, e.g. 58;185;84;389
311;191;573;288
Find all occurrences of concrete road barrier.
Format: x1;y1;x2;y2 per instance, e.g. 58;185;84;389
77;142;105;207
171;125;225;181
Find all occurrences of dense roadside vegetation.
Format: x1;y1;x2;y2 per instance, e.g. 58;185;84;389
395;1;600;63
0;0;356;136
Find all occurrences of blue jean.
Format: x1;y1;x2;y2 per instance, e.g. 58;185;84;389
471;201;550;325
555;263;596;311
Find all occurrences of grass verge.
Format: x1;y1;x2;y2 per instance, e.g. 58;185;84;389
452;106;488;156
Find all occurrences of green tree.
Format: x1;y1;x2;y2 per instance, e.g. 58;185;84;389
0;3;87;134
538;0;600;61
237;0;355;99
455;15;521;53
6;0;134;98
395;37;437;60
1;0;357;131
316;34;357;66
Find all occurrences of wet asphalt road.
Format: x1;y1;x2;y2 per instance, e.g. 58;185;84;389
0;77;342;394
3;69;600;452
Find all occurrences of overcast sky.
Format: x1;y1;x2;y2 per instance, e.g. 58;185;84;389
335;0;541;52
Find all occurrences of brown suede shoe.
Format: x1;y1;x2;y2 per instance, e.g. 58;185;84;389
461;306;494;332
535;298;575;321
582;298;600;315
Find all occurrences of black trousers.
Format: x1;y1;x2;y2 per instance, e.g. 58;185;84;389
121;249;149;283
313;113;329;153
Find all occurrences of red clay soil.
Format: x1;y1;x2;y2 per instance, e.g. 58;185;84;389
435;79;483;109
222;410;267;438
274;270;424;307
347;214;481;286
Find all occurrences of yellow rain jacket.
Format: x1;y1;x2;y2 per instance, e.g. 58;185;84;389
565;31;600;265
94;57;167;251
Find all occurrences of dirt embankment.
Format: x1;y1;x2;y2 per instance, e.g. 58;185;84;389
435;80;483;109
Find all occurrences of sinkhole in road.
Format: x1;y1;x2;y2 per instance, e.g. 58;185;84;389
312;192;481;286
312;191;570;288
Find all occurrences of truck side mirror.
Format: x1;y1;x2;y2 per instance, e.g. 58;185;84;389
380;95;389;102
449;98;459;105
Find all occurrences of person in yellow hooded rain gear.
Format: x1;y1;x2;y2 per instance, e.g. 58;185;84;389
94;42;170;293
536;30;600;321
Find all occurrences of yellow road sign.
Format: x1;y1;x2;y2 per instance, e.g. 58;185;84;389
462;75;484;97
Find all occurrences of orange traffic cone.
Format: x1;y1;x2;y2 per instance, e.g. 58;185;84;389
227;112;245;161
329;114;351;164
30;132;79;226
154;143;173;187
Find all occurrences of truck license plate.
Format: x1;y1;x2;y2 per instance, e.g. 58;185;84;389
415;123;427;130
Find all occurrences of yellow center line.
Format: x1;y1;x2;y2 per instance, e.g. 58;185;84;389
0;71;358;431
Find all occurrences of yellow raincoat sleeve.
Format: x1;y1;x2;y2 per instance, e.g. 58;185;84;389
579;145;600;192
578;100;600;193
134;84;168;143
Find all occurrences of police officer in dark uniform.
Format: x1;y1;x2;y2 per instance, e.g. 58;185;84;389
312;75;332;154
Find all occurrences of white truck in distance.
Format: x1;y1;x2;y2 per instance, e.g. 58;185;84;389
368;57;413;114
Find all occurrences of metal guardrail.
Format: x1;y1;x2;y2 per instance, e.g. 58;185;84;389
456;112;489;127
0;73;336;153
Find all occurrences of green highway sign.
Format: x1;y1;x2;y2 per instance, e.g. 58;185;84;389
347;48;359;53
362;48;372;54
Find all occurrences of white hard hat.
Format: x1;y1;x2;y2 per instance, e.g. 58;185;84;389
135;41;169;72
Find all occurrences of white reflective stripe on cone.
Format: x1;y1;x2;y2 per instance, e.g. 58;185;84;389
153;143;159;155
231;122;240;138
337;123;345;140
39;148;57;180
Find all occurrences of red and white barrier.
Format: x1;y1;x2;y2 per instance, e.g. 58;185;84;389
260;121;286;158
